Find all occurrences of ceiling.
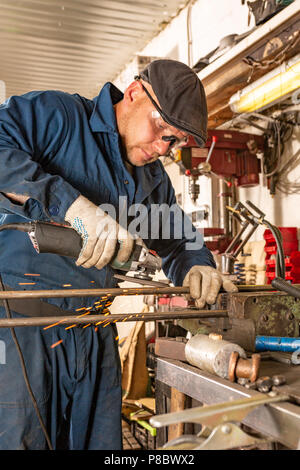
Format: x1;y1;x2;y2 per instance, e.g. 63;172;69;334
0;0;187;100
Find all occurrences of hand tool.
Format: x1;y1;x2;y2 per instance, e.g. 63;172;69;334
0;221;161;280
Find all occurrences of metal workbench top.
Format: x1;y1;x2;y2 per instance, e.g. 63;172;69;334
155;356;300;449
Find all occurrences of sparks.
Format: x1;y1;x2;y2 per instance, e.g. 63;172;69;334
65;324;77;330
43;319;65;330
77;311;92;318
51;339;63;349
18;282;36;285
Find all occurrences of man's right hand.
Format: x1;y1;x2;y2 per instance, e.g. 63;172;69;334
65;195;134;270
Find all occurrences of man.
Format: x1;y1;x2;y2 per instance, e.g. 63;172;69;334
0;59;237;450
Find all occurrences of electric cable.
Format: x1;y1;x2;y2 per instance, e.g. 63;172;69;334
276;148;300;194
0;223;33;233
262;219;285;279
0;274;53;450
272;276;300;298
264;121;282;178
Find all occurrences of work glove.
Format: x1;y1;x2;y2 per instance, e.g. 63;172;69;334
183;265;238;309
65;195;134;270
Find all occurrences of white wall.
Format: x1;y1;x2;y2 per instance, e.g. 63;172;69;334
113;0;300;338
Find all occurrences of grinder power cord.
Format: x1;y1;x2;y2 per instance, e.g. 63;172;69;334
0;275;53;450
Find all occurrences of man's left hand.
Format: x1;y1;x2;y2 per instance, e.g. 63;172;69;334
183;265;238;308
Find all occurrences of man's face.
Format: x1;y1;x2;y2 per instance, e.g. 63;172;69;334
120;84;188;167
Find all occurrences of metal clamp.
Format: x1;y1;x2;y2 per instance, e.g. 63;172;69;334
151;393;289;450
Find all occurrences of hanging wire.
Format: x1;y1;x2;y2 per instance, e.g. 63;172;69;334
0;274;53;450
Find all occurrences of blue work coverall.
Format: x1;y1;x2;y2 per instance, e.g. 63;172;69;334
0;83;215;449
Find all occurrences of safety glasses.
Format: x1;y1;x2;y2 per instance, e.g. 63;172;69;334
136;78;188;152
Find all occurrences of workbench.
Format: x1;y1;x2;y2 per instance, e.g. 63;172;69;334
155;356;300;449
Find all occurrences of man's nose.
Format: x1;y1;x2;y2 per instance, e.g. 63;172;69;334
153;139;170;155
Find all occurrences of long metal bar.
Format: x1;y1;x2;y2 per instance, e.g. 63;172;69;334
0;310;228;328
0;286;190;299
0;284;297;300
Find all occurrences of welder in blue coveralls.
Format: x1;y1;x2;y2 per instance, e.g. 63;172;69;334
0;59;237;450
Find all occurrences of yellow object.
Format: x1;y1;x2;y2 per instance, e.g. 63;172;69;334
173;149;182;162
230;53;300;113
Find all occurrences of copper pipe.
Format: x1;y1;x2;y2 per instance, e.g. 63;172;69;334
0;310;228;328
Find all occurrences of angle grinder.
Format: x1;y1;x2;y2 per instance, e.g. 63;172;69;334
0;221;162;280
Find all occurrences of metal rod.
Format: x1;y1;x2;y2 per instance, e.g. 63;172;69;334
224;221;249;255
0;283;298;300
231;223;259;259
0;310;228;328
0;286;190;299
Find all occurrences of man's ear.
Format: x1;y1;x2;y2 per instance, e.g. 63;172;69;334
123;80;144;104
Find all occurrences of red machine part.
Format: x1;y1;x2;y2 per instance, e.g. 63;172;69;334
264;227;300;284
201;227;232;253
181;129;265;187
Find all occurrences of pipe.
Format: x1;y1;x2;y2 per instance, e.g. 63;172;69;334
255;335;300;352
0;283;297;300
0;286;190;299
0;310;228;328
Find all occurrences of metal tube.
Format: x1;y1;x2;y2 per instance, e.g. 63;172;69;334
231;223;259;258
255;336;300;352
0;286;190;299
224;221;249;255
0;310;228;328
0;283;298;300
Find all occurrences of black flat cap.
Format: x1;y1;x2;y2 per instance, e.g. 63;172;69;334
138;59;207;147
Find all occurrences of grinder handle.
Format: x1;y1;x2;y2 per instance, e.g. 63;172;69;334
34;222;83;258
